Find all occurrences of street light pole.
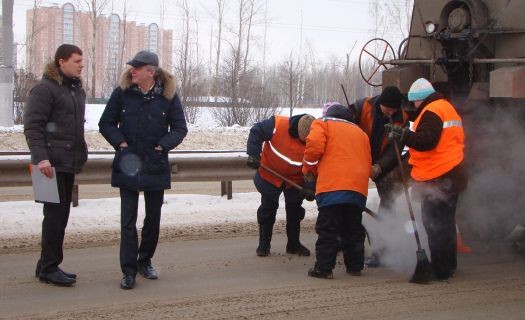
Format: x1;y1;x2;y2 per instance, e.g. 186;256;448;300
0;0;15;127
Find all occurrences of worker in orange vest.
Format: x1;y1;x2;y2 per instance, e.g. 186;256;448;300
303;104;372;279
385;78;468;281
352;86;409;212
246;114;315;257
332;86;409;267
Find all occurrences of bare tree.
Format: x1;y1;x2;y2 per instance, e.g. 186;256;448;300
25;0;44;75
369;0;413;46
279;52;302;116
213;0;265;127
13;70;38;124
117;0;128;77
77;0;110;101
212;0;226;98
173;0;205;124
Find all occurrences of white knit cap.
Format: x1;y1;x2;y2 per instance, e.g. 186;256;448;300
408;78;436;102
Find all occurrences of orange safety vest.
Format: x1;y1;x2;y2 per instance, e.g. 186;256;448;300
409;99;465;181
358;97;408;155
259;116;305;188
302;118;371;197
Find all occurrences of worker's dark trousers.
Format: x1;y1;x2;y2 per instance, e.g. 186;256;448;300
119;188;164;276
421;193;458;279
314;203;365;273
254;171;305;225
38;172;74;273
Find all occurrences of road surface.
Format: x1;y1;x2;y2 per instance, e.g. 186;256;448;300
1;231;524;320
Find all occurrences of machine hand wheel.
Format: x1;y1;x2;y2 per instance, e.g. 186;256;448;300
359;38;396;87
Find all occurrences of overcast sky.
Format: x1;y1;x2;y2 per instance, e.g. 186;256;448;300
13;0;408;66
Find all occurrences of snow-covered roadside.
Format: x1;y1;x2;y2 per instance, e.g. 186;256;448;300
0;190;381;238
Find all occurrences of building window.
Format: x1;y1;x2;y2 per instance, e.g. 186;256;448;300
63;3;75;44
148;23;159;53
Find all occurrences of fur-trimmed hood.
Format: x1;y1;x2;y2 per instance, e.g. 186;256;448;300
42;61;83;87
119;67;177;100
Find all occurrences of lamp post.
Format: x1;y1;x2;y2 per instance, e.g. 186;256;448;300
0;0;14;127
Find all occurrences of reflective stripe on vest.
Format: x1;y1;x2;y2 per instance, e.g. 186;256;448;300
259;115;306;188
443;120;463;128
408;99;465;181
267;141;302;167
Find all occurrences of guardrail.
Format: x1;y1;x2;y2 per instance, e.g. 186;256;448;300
0;151;254;205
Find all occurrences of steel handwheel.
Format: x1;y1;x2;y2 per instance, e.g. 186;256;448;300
359;38;396;87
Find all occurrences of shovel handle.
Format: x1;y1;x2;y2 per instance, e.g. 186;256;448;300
389;121;424;250
259;163;304;190
259;162;379;220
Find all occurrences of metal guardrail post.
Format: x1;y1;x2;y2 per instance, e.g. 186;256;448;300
72;183;79;207
221;180;233;200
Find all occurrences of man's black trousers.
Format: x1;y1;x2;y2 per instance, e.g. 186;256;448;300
39;172;74;273
421;193;458;279
119;188;164;276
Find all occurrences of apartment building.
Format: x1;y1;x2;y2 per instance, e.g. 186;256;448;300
26;2;173;100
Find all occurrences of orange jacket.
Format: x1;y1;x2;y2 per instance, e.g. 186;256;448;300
302;118;372;197
409;99;465;181
259;116;305;188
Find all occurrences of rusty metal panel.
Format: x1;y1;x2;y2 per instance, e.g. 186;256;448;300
383;65;430;94
490;66;525;98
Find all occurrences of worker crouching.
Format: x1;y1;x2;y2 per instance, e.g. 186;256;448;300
303;105;372;279
246;114;315;257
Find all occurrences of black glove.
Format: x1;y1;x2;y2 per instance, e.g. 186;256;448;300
301;188;316;201
301;174;316;201
246;155;261;169
384;123;407;142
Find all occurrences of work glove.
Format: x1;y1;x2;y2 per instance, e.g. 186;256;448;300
301;173;316;201
301;188;316;202
371;164;382;181
384;123;407;142
246;155;261;169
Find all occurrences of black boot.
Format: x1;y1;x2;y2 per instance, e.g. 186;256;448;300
256;224;273;257
286;220;310;256
39;271;76;286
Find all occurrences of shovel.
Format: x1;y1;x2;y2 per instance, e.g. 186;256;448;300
390;131;432;284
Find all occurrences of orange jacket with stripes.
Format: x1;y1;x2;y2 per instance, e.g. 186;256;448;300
302;117;372;197
409;99;465;181
259;116;305;188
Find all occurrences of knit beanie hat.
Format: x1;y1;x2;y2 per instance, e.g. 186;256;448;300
297;114;315;142
325;103;353;122
322;101;342;117
377;86;402;108
408;78;436;101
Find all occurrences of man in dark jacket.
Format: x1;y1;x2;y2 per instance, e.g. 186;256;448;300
99;50;188;290
352;86;409;212
344;87;409;267
246;114;315;257
24;44;87;286
385;78;468;281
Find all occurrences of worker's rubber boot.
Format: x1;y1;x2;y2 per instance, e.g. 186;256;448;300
256;224;273;257
286;221;310;256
